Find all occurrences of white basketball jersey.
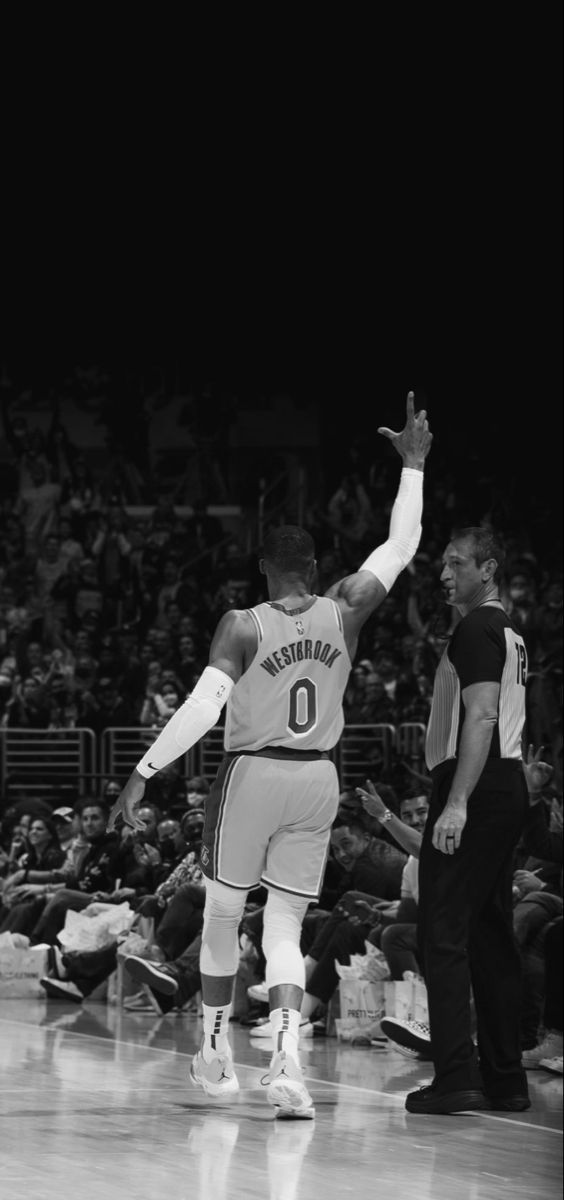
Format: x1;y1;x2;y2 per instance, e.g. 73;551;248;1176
224;597;351;752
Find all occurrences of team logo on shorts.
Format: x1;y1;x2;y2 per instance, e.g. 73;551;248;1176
295;619;305;635
200;845;210;866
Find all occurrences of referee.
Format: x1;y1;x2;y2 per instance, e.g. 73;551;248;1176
407;526;530;1115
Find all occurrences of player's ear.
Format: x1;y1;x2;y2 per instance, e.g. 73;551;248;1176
258;558;266;576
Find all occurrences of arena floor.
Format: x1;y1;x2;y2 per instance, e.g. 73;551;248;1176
0;998;561;1200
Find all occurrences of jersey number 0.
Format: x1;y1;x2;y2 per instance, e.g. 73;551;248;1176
288;677;317;736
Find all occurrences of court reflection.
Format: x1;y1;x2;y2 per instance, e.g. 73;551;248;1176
184;1112;316;1200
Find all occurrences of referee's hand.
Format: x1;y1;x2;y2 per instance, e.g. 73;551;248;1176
432;803;467;855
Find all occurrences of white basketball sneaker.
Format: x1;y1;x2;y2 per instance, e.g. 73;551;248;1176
190;1049;240;1098
264;1051;315;1119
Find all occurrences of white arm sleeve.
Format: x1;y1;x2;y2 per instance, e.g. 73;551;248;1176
358;468;423;593
136;666;235;778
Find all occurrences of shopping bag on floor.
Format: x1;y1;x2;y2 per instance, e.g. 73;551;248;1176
335;979;386;1043
384;979;415;1021
0;932;50;998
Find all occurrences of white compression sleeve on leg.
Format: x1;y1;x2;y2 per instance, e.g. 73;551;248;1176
200;878;247;977
136;666;234;777
358;467;423;593
262;890;309;990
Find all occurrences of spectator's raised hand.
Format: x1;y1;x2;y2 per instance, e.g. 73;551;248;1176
356;779;389;822
523;743;553;801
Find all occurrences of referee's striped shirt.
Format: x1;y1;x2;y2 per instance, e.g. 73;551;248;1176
425;605;528;772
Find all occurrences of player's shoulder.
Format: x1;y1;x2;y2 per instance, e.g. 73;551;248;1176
324;571;386;620
217;607;259;633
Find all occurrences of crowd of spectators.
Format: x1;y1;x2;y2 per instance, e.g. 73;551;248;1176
0;371;560;1074
0;371;561;805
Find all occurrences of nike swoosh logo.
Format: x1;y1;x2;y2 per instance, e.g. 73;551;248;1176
147;762;159;771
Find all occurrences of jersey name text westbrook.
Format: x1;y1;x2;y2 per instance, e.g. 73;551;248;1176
260;640;343;676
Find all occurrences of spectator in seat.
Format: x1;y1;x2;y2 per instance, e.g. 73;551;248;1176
185;775;211;812
51;806;79;856
70;558;105;627
60;454;102;528
76;676;135;737
518;746;563;1071
176;634;206;692
34;534;70;613
151;817;188;885
365;791;430;979
14;459;62;554
29;797;121;946
87;805;162;906
139;680;181;730
0;815;66;933
139;754;189;814
39;807;205;1005
5;674;52;728
57;516;84;569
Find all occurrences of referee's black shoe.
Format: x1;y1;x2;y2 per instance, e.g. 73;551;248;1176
406;1083;488;1114
485;1093;531;1112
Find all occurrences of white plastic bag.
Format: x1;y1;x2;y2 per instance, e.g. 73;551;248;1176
57;902;136;952
335;979;387;1043
334;941;390;982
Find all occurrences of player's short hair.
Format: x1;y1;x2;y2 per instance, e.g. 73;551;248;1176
261;525;315;574
452;526;506;582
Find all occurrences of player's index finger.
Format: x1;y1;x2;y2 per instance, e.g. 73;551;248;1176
406;390;415;417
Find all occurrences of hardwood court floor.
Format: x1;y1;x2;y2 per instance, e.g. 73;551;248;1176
0;998;561;1200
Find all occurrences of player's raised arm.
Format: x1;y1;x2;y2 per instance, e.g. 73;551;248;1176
108;610;252;831
325;391;433;629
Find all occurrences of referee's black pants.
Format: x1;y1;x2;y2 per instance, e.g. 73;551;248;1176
418;761;529;1098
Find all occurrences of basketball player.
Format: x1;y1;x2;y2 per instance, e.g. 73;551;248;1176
109;391;432;1118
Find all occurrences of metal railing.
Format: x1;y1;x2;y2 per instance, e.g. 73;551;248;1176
394;721;427;766
0;728;97;802
337;724;397;788
1;722;428;802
